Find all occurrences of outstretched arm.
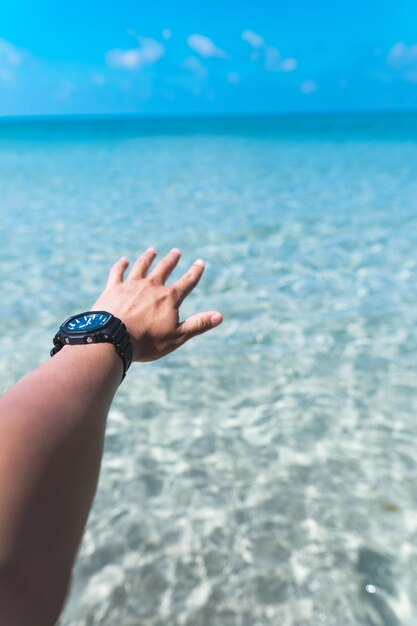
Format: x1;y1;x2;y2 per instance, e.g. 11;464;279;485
0;247;222;625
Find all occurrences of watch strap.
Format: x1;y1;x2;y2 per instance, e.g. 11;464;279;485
51;312;132;382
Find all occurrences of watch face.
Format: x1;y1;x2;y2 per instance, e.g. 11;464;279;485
63;312;111;332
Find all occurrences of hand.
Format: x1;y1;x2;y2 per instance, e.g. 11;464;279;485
92;247;223;362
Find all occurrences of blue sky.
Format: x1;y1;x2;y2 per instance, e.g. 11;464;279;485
1;0;417;117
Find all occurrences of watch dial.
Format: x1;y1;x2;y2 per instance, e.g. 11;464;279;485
64;313;111;332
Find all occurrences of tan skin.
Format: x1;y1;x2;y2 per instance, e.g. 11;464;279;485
0;247;222;625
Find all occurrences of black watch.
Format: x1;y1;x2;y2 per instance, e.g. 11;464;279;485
51;311;133;382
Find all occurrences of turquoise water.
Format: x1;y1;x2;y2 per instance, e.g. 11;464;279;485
1;114;417;625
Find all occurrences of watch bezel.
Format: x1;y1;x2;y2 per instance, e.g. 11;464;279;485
60;311;114;335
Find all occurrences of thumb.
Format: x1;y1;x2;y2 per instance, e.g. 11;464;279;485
177;310;223;341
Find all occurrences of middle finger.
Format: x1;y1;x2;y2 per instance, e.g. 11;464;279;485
148;248;182;284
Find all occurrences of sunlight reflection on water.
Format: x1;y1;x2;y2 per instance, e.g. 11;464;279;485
1;117;417;625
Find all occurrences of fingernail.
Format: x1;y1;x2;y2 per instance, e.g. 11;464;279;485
147;247;157;254
120;256;129;262
210;312;223;326
195;259;205;267
171;247;181;255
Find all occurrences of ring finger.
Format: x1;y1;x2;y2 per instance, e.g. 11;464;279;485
148;248;182;284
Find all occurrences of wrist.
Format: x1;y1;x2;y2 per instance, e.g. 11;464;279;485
56;343;123;385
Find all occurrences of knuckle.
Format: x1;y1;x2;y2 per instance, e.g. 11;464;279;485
183;270;196;284
172;333;185;347
155;288;169;303
195;316;207;334
167;285;177;298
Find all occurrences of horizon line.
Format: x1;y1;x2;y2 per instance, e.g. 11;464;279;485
1;107;417;124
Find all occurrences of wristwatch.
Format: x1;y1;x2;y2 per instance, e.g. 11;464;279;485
51;311;133;382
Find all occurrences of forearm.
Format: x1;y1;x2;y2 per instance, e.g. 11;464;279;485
0;248;222;624
0;344;121;622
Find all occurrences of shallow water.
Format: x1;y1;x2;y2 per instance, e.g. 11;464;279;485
1;115;417;625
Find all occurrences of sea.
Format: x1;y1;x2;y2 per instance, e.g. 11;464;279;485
1;113;417;626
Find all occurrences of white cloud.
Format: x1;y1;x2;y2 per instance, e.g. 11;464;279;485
106;37;165;70
386;42;417;83
280;57;297;72
0;38;24;83
227;72;241;85
182;56;207;77
107;48;140;69
0;38;23;67
264;49;298;73
387;42;417;68
242;33;297;73
241;30;264;48
300;79;318;94
187;34;227;58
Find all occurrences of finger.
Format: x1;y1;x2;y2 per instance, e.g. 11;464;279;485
171;259;205;306
128;247;158;280
148;248;181;284
176;310;223;342
106;257;130;287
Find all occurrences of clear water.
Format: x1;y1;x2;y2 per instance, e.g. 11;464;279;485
1;114;417;626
